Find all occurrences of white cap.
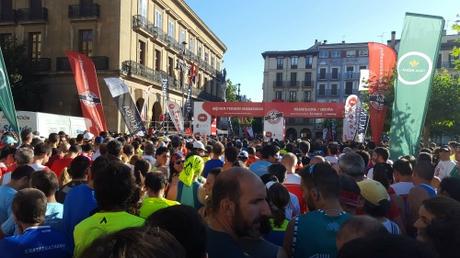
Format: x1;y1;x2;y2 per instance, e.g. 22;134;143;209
83;132;94;141
192;141;206;151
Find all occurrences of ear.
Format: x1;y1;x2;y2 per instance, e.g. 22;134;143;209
310;188;320;201
220;198;236;218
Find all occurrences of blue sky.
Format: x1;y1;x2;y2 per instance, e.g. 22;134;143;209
185;0;460;101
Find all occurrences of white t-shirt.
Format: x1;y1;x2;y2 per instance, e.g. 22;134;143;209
285;173;301;185
325;155;339;165
435;160;456;180
390;182;415;196
30;163;46;171
142;155;156;167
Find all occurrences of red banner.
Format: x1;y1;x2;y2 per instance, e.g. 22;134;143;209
66;51;107;135
201;102;344;118
368;43;396;143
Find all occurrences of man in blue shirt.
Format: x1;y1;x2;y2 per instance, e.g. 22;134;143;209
62;156;110;240
249;144;279;177
0;165;35;239
203;142;224;178
0;188;72;258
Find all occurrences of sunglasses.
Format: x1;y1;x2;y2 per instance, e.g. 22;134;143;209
175;160;185;165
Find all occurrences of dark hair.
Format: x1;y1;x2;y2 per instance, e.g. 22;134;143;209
155;146;169;157
414;161;435;181
81;143;93;153
267;182;289;227
417;152;433;164
363;199;390;218
68;156;91;179
401;155;417;169
30;170;59;197
328;143;339;155
33;142;52;157
20;128;32;142
146;205;206;258
247;147;256;155
208;167;222;178
0;146;16;160
90;156;111;180
11;165;35;181
339;152;365;178
106;140;123;157
209;168;244;213
81;227;186;258
439;177;460;202
393;159;413;176
69;144;82;154
356;150;370;167
145;172;168;193
76;133;84;142
225;146;239;163
298;141;310;154
268;163;287;183
338;233;437;258
94;163;136;211
300;162;340;199
373;163;394;189
48;133;59;144
12;188;47;224
374;147;390;161
134;159;150;185
337;215;388;245
261;144;278;159
420;148;433;154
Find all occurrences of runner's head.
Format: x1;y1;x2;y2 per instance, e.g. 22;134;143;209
30;170;59;198
68;155;91;180
14;147;34;165
281;152;297;171
204;167;222;197
11;165;35;190
412;161;435;184
210;167;271;238
393;158;413;181
336;215;387;251
439;177;460;202
372;147;389;164
338;152;365;181
144;172;168;197
12;188;47;232
357;179;390;219
268;163;287;183
299;163;341;211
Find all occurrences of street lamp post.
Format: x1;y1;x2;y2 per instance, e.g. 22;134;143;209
176;41;188;130
237;83;241;101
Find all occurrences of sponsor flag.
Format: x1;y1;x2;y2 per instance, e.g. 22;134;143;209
358;69;369;91
0;47;20;135
367;42;396;143
188;64;198;85
355;107;369;143
343;95;360;142
263;110;284;141
210;117;217;136
66;51;107;135
166;101;184;133
104;78;146;134
390;13;444;157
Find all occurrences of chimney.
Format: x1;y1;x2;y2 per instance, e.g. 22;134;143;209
315;39;318;44
323;40;327;45
342;40;345;44
391;31;396;47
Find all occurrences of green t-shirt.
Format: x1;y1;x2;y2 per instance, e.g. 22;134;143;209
139;197;180;219
73;211;145;257
179;155;204;186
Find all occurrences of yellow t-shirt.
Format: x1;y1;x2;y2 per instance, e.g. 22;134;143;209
179;155;204;186
73;211;145;257
139;197;180;219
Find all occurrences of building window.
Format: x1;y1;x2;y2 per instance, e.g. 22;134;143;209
359;65;367;70
289;91;297;102
189;37;195;53
211;56;215;68
318;84;325;96
359;49;369;57
155;49;161;71
78;30;93;56
155;9;163;28
331;84;338;96
345;81;353;95
319;68;326;80
305;55;313;68
277;57;283;69
346;50;356;57
204;52;209;64
29;32;42;59
331;67;339;79
138;40;146;65
197;44;202;58
275;91;282;100
319;50;328;58
167;19;175;38
291;56;298;69
168;57;174;76
179;27;186;44
331;50;341;58
345;66;354;79
138;0;147;17
290;72;297;85
275;72;283;86
305;72;312;82
216;60;220;71
303;91;311;102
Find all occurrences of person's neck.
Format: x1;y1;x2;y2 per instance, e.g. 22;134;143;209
398;176;413;183
47;195;57;203
148;190;163;198
286;167;296;174
208;214;238;240
34;159;44;165
318;199;344;215
20;222;42;233
415;178;431;186
7;181;21;191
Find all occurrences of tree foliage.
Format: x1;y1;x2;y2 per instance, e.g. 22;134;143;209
225;79;239;102
453;24;460;71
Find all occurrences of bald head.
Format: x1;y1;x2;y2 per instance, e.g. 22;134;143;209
210;167;263;213
310;155;326;165
282;153;298;171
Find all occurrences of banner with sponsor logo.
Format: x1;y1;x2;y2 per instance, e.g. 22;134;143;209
66;51;107;135
343;95;361;142
193;102;211;136
367;42;397;144
390;13;444;158
263;110;284;141
355;107;369;143
0;47;20;135
167;101;184;133
104;78;145;134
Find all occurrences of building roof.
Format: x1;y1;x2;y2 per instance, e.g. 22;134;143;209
261;46;318;58
316;42;369;49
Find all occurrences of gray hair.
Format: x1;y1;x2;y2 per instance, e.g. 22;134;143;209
15;147;34;165
338;152;365;177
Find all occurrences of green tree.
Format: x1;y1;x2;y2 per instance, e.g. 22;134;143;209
423;70;460;142
452;24;460;71
225;79;239;102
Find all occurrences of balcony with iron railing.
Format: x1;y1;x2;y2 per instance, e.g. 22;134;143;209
16;8;48;23
303;80;314;87
69;4;100;20
56;56;109;71
121;60;180;91
0;10;16;24
343;72;360;80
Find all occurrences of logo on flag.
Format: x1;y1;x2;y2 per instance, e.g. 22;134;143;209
397;51;433;85
79;91;102;106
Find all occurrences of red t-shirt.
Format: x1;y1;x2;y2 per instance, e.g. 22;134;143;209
50;157;74;179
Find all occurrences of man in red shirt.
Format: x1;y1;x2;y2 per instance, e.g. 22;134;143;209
50;145;81;180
